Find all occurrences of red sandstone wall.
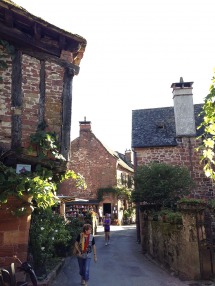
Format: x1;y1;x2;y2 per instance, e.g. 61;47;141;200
135;137;213;198
59;133;117;200
0;197;32;268
21;55;40;144
0;47;66;267
0;49;65;150
0;45;12;149
45;62;64;134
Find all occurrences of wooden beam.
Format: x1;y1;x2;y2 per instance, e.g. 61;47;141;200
61;67;74;160
59;35;65;50
34;23;41;41
0;22;61;56
4;10;13;28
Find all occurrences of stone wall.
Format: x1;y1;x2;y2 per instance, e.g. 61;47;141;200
0;45;12;149
139;206;214;280
0;45;71;268
135;137;213;198
0;197;32;273
59;131;118;200
0;46;66;151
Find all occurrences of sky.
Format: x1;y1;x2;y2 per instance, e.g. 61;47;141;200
14;0;215;154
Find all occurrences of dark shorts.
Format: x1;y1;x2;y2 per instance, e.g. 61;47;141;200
104;228;110;232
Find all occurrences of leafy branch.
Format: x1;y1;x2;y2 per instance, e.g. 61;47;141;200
28;130;65;160
197;71;215;179
0;130;86;214
0;163;85;211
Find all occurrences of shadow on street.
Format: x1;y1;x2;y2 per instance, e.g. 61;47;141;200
51;224;215;286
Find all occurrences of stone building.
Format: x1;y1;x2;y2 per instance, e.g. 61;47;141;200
132;77;213;198
0;0;86;269
59;119;134;224
132;78;215;280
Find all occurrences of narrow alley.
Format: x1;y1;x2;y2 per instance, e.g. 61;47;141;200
50;225;215;286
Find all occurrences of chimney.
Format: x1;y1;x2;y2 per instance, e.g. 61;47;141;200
171;77;196;137
125;149;133;164
79;116;91;134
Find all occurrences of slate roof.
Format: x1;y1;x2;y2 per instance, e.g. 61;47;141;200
132;104;204;148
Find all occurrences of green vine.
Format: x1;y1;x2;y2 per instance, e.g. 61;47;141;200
0;162;85;212
0;131;86;214
28;130;65;160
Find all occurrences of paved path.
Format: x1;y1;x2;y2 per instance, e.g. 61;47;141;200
51;225;215;286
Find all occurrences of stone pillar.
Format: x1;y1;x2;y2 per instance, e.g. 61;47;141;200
177;202;208;280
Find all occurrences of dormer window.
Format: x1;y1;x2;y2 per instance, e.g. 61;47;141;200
156;122;165;129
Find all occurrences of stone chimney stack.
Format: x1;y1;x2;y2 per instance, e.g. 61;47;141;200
125;149;133;164
79;116;91;134
171;77;196;137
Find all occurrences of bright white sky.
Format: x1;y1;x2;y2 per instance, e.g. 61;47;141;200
14;0;215;153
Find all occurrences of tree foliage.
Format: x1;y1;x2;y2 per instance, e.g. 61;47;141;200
132;162;194;207
198;71;215;179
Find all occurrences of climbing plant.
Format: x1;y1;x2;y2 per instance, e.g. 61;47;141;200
0;163;85;210
0;130;86;214
28;130;66;160
197;70;215;180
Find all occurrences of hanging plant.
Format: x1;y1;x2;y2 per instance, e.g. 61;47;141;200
28;130;65;161
0;130;86;215
0;162;86;214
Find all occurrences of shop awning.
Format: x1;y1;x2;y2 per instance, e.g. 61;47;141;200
65;199;99;206
57;195;89;203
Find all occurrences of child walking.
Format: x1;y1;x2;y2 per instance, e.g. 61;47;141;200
74;224;97;286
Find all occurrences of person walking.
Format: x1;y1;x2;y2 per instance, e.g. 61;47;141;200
74;224;97;286
103;213;111;246
98;207;103;225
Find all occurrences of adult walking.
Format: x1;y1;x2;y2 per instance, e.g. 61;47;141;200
103;213;111;245
74;224;97;286
51;225;192;286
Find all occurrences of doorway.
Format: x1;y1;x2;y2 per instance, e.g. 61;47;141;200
103;203;111;216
